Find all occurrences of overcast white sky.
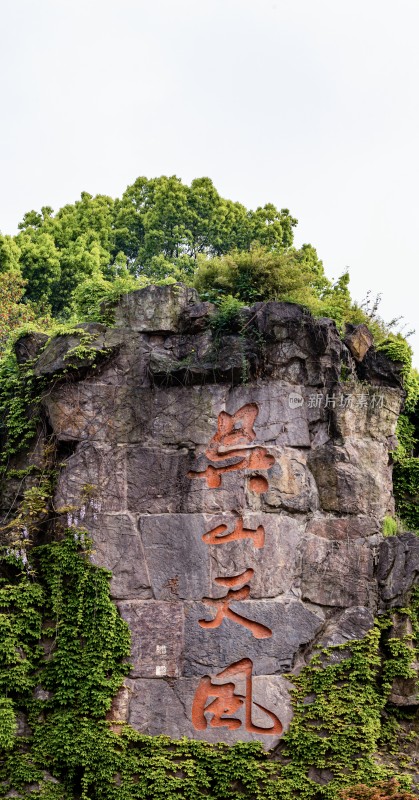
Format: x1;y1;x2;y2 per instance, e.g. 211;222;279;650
1;0;418;364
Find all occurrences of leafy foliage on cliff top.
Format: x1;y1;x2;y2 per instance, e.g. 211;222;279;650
1;177;296;317
0;174;401;338
1;175;419;796
1;172;418;528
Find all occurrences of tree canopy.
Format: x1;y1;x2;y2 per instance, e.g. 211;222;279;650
0;174;404;339
3;176;297;317
1;174;418;537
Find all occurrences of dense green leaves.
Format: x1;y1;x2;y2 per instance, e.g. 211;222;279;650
1;176;299;317
0;174;403;338
1;173;419;799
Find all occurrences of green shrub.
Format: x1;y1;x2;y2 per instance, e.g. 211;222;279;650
210;295;245;335
382;517;398;537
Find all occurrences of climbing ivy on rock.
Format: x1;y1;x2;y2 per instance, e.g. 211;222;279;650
0;314;418;800
0;517;416;799
378;336;419;530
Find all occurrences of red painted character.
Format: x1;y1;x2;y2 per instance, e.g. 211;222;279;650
192;658;283;735
199;569;272;639
202;517;265;549
187;404;274;490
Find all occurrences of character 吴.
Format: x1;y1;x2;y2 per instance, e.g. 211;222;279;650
187;404;275;490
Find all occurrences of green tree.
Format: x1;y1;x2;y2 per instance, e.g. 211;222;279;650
0;270;40;352
7;176;301;317
193;244;331;306
0;235;21;274
17;231;61;304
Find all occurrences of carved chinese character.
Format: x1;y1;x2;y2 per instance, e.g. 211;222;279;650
324;393;336;409
202;517;265;549
199;569;272;639
205;404;258;461
188;404;274;490
192;658;283;735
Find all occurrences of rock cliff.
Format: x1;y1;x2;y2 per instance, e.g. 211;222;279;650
3;284;418;753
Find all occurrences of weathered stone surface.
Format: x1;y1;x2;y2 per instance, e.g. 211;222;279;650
114;284;200;333
118;600;184;678
301;537;375;608
125;674;293;748
389;671;419;706
378;533;419;607
44;382;134;442
126;447;192;513
344;323;374;361
331;386;401;442
225;383;311;447
14;331;49;364
305;516;379;541
148;333;214;384
89;513;151;600
250;302;351;386
184;600;323;675
179;301;216;333
260;448;318;513
89;332;151;388
141;385;226;447
356;347;404;388
316;607;375;648
308;440;393;516
139;514;212;599
208;512;302;598
55;442;126;513
33;323;110;377
38;284;413;747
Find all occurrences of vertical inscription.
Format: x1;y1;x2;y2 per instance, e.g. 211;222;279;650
188;403;282;736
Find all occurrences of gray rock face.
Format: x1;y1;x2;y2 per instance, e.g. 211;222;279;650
378;533;419;608
31;284;410;748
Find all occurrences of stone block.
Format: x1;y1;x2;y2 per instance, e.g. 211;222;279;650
208;512;302;598
308;440;392;516
117;600;184;678
378;533;419;607
331;386;402;442
45;382;135;442
139;514;212;600
125;673;293;748
114;284;200;333
55;442;126;514
259;448;318;513
344;324;374;361
184;600;323;676
305;516;379;541
300;537;375;608
126;446;192;513
316;607;375;648
89;513;151;600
